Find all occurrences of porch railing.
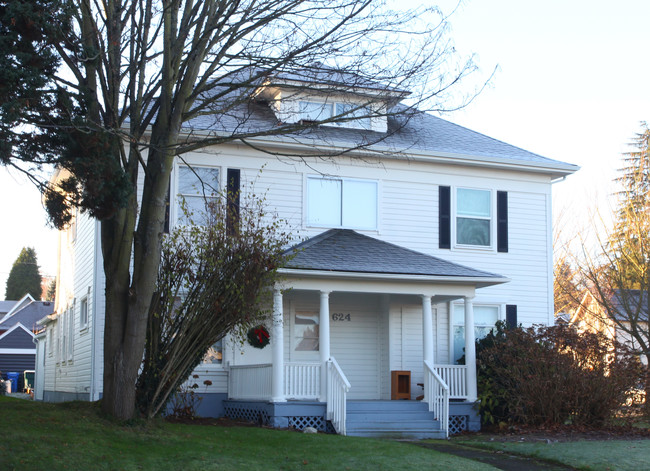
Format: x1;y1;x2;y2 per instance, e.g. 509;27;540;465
433;364;468;400
326;357;351;435
424;360;449;438
228;363;272;400
284;362;321;400
228;362;321;400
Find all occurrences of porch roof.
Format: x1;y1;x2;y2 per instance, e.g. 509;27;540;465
283;229;506;281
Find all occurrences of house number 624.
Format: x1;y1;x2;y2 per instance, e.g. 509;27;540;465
332;313;351;321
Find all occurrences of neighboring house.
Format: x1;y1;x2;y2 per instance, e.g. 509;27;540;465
36;66;578;438
0;294;35;329
0;300;20;321
0;294;53;391
572;289;649;365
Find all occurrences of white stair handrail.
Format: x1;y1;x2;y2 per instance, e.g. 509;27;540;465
326;357;351;435
424;360;450;438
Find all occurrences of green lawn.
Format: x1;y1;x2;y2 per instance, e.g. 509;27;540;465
0;396;496;471
456;436;650;471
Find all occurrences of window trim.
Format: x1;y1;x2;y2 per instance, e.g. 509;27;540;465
290;308;320;361
305;175;379;231
79;296;89;332
298;99;373;130
67;305;74;362
452;186;496;251
449;302;503;364
173;163;222;226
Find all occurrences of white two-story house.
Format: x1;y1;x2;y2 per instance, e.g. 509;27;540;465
36;67;578;438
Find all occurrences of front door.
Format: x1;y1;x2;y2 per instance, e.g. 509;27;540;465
330;294;380;400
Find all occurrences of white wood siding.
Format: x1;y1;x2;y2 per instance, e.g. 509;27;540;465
47;138;558;400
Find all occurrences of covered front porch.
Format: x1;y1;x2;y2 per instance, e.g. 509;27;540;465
224;230;508;437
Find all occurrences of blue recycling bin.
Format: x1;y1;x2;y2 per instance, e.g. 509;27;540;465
6;372;20;393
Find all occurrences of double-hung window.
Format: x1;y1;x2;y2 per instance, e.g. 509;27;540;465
452;304;499;364
456;188;491;247
334;103;371;130
176;165;220;225
202;338;223;366
80;297;89;330
299;101;333;122
307;177;377;230
293;311;319;353
299;101;372;130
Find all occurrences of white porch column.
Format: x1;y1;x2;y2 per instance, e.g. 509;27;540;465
464;296;478;402
319;291;331;402
271;289;285;402
421;295;434;365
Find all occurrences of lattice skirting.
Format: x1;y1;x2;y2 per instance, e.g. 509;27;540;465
224;404;270;425
288;416;328;432
448;415;468;435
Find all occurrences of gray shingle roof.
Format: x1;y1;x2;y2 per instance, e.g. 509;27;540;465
184;95;576;175
608;289;649;322
283;229;505;279
0;301;54;332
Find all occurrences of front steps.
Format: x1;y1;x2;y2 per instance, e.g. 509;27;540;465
345;400;445;439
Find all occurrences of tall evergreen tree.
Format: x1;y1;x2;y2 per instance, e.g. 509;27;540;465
5;247;42;300
578;123;650;414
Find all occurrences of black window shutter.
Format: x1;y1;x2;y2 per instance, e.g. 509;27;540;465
226;169;241;235
506;304;517;328
439;186;451;249
497;191;508;253
163;178;170;233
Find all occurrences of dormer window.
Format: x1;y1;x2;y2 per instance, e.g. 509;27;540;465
298;100;372;130
299;101;333;122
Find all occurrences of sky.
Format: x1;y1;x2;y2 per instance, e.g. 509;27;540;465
1;0;649;296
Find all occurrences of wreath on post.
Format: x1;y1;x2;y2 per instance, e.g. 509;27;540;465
247;325;270;349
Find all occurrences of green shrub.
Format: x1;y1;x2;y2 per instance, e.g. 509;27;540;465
476;322;642;426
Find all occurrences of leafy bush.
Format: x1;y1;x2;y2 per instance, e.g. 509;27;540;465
476;321;642;427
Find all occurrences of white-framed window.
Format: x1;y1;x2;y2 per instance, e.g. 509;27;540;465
335;103;371;130
176;165;220;225
299;101;334;122
299;100;372;130
202;338;223;366
80;297;89;330
47;325;53;357
57;312;64;364
67;306;74;362
451;303;500;364
455;188;492;247
306;176;378;230
293;311;319;355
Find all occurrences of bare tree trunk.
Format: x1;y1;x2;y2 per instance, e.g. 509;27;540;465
644;358;650;417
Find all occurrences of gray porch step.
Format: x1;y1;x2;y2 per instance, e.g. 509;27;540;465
345;401;445;439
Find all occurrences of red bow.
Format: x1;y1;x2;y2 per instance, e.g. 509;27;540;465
255;328;269;343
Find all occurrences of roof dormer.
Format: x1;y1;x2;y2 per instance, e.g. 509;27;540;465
254;64;409;133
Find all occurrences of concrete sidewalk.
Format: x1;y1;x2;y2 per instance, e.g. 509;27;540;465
412;441;576;471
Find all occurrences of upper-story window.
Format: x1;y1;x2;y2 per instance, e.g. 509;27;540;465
299;101;372;130
307;176;377;230
456;188;491;247
176;165;220;225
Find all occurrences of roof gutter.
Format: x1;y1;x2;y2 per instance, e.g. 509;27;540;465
175;128;580;179
277;268;510;287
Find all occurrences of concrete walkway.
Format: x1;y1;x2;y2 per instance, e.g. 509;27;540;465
413;441;577;471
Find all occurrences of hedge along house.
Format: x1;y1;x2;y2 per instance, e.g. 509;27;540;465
36;65;578;438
